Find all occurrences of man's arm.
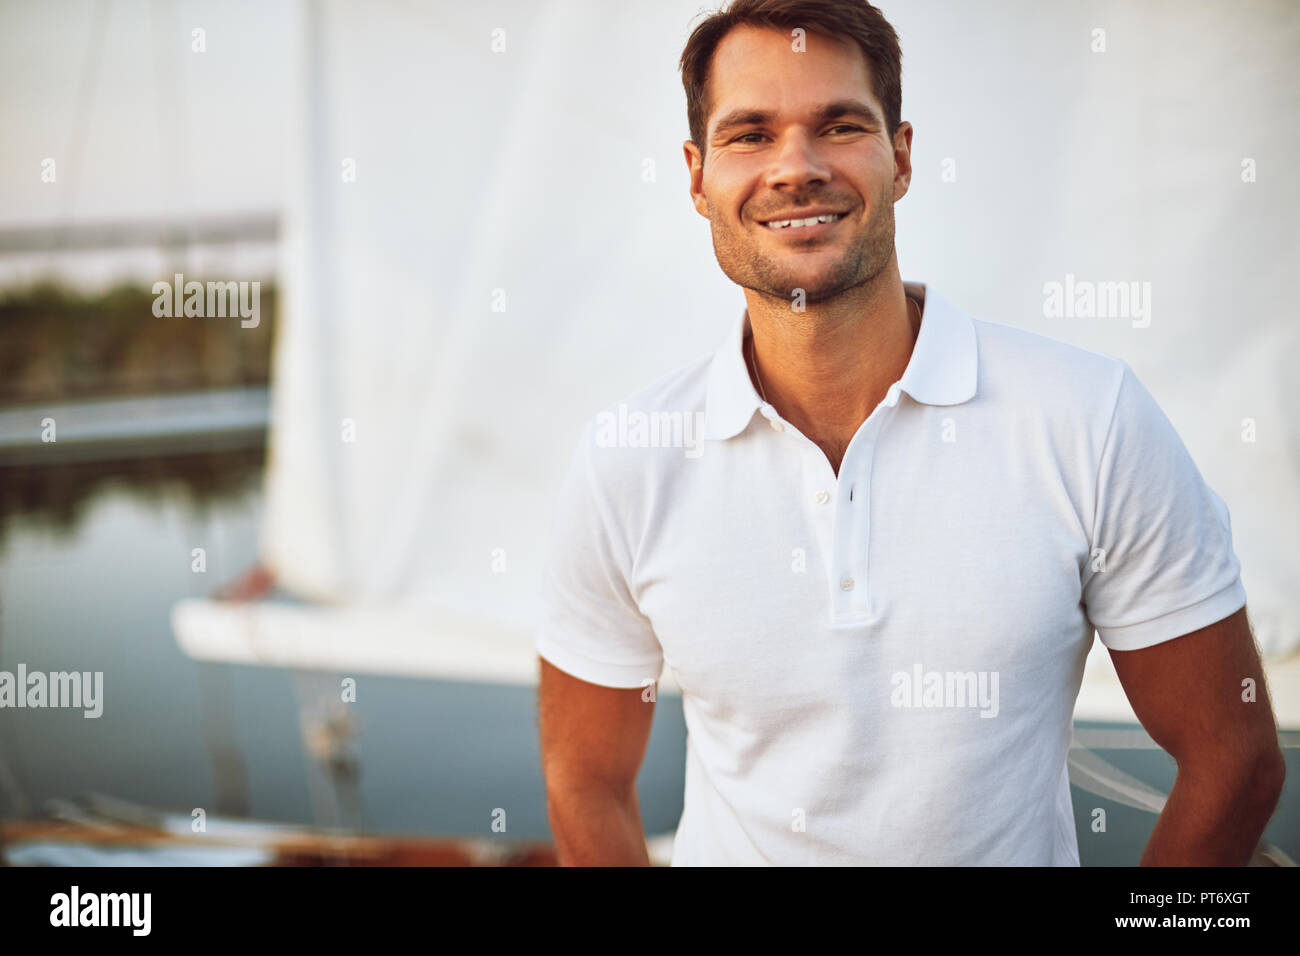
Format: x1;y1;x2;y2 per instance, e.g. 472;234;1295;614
538;657;656;865
1107;605;1286;865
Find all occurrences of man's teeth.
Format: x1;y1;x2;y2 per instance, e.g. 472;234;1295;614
764;213;841;229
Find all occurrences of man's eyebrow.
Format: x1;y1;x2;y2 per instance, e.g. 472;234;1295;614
710;100;884;139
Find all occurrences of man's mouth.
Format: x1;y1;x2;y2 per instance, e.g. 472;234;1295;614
759;212;845;231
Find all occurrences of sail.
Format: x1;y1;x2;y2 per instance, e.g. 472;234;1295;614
259;0;1300;658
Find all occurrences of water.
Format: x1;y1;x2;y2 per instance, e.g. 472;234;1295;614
0;447;687;842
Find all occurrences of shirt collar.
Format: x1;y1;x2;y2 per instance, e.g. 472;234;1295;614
703;281;979;441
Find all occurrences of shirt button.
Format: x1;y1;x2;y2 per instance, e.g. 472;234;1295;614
840;576;855;591
814;490;829;505
769;419;784;432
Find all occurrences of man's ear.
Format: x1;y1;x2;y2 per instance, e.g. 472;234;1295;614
892;121;914;202
683;140;709;217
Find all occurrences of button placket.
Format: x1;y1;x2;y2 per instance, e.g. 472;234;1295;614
828;396;899;621
830;447;871;618
800;448;837;577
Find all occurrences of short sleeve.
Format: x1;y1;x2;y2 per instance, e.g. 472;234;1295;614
1083;362;1247;651
534;420;664;687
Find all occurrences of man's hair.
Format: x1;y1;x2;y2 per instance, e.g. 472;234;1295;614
679;0;902;162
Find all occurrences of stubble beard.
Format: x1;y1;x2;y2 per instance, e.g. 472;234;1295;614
710;182;896;305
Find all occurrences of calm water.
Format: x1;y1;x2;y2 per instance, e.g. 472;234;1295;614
0;443;1294;864
0;448;685;843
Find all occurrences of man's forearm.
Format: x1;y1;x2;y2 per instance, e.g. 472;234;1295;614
546;783;651;866
1140;753;1285;865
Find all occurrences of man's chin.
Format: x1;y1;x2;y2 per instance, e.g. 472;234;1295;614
750;272;860;304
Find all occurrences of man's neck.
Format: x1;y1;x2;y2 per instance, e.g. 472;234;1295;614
743;263;921;475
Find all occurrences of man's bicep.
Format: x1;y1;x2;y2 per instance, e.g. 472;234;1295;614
534;420;665;688
1083;362;1247;649
1107;606;1280;770
537;655;656;796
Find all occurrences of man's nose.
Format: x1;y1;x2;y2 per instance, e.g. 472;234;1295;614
764;130;831;190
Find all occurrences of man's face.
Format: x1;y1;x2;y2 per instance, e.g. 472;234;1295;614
685;25;912;304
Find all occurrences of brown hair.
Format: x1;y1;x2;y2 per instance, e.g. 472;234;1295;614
679;0;902;161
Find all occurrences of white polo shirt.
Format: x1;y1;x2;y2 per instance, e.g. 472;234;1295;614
535;281;1246;866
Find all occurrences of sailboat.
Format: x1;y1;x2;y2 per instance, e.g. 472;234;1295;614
164;0;1299;865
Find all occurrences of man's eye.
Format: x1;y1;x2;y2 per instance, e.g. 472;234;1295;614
733;126;863;143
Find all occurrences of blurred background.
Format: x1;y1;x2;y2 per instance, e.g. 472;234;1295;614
0;0;1296;865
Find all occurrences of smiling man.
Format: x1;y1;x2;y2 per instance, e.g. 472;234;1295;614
535;0;1284;866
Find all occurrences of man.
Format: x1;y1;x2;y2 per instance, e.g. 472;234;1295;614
535;0;1284;865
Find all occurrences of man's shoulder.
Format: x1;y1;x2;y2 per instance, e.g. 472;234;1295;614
968;314;1128;417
